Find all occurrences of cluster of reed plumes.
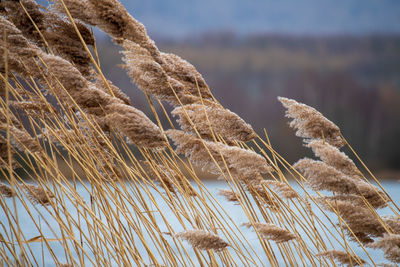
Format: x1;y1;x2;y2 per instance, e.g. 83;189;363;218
0;0;399;266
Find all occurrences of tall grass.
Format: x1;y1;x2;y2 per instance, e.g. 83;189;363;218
0;0;399;266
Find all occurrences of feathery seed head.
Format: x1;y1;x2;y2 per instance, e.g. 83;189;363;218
22;184;54;206
368;234;400;263
218;189;241;203
307;140;361;179
317;250;366;266
278;97;345;147
0;183;15;197
176;230;229;251
105;102;166;149
172;104;256;142
166;130;271;181
242;222;296;243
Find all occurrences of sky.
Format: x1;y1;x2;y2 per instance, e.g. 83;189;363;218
117;0;400;37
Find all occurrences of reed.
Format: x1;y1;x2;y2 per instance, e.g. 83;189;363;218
0;0;398;266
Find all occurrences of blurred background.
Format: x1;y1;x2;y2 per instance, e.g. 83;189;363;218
92;0;400;177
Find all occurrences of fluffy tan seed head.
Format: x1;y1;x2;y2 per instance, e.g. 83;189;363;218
295;158;387;208
368;234;400;263
86;0;162;62
242;222;296;243
317;250;366;266
218;189;241;203
176;230;229;251
320;199;385;238
121;40;182;103
278;97;345;147
307;140;361;179
262;180;298;199
166;130;271;181
172;104;256;142
294;158;358;194
21;184;54;206
161;52;212;100
51;0;96;25
93;77;131;105
0;183;15;198
0;135;19;169
3;126;41;153
105;102;166;149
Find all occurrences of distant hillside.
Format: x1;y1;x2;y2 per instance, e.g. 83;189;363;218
118;0;400;37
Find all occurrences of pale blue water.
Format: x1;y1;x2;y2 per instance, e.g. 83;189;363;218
1;180;399;266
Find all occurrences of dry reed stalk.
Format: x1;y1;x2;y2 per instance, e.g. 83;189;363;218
176;230;229;251
172;104;256;142
278;97;345;147
242;222;296;243
317;250;366;266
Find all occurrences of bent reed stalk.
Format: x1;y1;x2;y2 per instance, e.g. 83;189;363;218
0;0;398;266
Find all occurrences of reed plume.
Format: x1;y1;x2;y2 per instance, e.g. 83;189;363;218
218;189;241;203
143;161;177;193
278;97;345;147
176;230;229;251
369;234;400;264
160;52;212;100
242;222;296;243
2;0;94;76
0;135;18;169
105;102;166;148
93;77;131;105
307;140;361;179
121;40;182;104
0;183;14;197
294;158;386;208
172;104;256;142
21;183;54;206
262;180;298;199
320;199;386;240
2;126;41;154
317;250;366;266
378;263;398;267
166;129;271;181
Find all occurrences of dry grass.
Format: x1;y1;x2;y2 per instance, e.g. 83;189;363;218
0;0;399;266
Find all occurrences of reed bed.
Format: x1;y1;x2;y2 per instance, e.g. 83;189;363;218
0;0;399;266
